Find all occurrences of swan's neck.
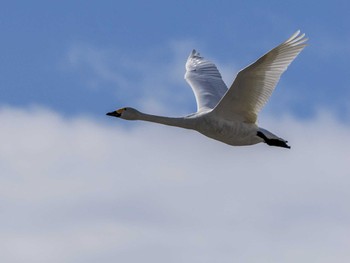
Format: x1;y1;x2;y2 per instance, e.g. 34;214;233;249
137;112;195;130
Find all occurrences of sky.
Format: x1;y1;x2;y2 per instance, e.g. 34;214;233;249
1;1;350;262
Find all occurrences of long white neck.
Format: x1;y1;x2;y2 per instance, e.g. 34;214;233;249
137;112;195;130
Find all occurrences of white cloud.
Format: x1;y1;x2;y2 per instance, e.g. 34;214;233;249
0;105;349;263
66;44;135;91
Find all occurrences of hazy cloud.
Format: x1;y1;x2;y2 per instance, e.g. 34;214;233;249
0;106;349;263
64;41;242;117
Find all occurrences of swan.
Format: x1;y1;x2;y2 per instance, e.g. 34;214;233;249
107;31;307;149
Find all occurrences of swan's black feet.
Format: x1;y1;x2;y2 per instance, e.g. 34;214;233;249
257;131;291;149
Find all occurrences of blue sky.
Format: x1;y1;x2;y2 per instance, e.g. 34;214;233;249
1;1;349;119
1;1;350;263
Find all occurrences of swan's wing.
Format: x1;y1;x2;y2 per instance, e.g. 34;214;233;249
185;50;228;112
213;31;308;123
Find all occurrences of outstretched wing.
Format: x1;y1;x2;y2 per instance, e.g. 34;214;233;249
185;50;228;112
213;30;308;123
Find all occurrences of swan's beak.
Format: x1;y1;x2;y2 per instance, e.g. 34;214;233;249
106;111;121;117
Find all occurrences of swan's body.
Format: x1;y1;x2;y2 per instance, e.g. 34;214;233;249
107;31;307;148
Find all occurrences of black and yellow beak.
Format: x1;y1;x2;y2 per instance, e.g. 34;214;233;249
106;108;124;117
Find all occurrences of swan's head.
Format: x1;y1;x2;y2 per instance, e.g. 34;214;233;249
106;107;140;120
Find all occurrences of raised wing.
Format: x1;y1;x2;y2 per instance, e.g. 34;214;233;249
213;31;308;123
185;50;228;112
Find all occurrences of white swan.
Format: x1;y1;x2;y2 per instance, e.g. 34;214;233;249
107;31;307;149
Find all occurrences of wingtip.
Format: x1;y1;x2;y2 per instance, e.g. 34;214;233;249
189;49;201;58
285;30;308;46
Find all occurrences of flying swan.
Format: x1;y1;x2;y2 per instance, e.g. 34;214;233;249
107;31;307;149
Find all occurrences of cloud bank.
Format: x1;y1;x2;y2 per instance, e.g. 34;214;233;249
0;106;349;263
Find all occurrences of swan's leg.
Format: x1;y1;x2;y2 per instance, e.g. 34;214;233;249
256;130;291;149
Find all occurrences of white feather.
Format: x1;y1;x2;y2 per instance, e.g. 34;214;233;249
184;50;228;112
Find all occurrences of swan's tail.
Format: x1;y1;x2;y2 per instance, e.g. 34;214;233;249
257;128;291;149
